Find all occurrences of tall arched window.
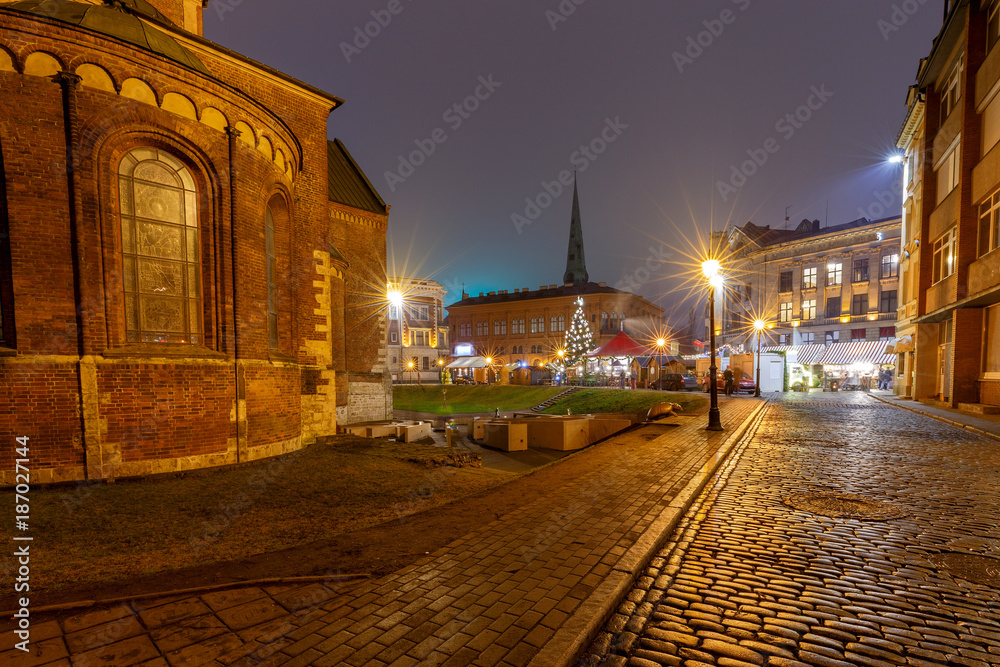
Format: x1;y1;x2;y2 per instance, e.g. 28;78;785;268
265;206;278;349
119;148;201;343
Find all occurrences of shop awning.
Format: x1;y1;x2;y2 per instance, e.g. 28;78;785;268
818;341;895;366
762;344;826;365
445;356;491;369
884;334;913;354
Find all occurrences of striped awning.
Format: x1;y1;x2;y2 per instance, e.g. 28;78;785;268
762;344;826;365
818;341;895;366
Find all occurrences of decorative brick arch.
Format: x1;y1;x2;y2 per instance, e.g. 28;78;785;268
93;127;223;352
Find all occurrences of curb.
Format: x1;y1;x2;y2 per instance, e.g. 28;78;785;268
868;394;1000;443
528;399;771;667
1;574;370;618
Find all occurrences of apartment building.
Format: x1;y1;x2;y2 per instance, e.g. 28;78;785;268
895;0;1000;408
718;217;902;355
387;278;449;382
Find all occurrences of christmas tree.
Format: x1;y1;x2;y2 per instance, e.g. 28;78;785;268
564;297;593;367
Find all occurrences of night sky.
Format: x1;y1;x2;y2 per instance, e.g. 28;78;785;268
204;1;943;317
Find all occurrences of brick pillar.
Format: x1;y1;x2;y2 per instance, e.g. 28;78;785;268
917;94;940;318
950;308;983;406
225;126;246;462
957;3;987;301
912;322;939;400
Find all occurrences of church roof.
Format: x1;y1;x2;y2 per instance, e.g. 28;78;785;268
327;139;387;215
563;176;588;286
4;0;210;74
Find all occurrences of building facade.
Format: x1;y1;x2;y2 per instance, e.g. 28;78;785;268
894;0;1000;408
447;181;663;365
718;217;902;352
0;0;391;484
387;277;449;382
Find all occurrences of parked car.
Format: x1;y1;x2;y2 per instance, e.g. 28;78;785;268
702;372;756;394
655;372;699;391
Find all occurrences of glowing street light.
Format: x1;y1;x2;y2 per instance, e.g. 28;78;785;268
753;319;766;398
702;259;724;432
887;154;904;164
387;287;404;309
655;338;666;388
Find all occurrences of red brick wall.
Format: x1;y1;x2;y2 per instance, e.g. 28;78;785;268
0;363;84;470
245;364;300;447
951;308;983;406
98;363;233;460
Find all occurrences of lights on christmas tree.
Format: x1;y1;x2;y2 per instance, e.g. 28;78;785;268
563;297;593;367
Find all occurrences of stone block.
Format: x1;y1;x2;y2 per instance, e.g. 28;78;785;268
525;416;589;451
398;422;432;443
483;422;527;452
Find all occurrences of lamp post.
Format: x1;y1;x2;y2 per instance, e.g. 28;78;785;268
703;260;724;431
656;337;666;389
753;319;765;398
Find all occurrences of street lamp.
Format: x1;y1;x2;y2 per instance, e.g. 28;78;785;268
656;337;666;389
753;319;765;398
703;260;724;431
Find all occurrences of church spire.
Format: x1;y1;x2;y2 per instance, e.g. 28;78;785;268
563;174;589;286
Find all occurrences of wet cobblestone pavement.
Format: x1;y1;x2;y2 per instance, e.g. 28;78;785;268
582;392;1000;667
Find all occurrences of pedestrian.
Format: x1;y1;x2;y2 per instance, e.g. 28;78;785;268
723;367;734;396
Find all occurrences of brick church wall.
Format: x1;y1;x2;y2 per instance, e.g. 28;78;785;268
0;3;389;484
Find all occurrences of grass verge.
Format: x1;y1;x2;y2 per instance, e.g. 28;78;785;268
1;436;511;603
542;389;706;416
393;384;563;414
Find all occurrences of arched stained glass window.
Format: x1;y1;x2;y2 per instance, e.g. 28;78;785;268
119;148;201;343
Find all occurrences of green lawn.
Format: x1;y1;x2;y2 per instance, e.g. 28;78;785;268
393;385;564;414
542;388;706;416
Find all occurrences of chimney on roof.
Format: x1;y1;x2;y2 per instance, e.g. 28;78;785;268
549;284;558;289
513;288;519;293
598;282;606;287
478;292;484;297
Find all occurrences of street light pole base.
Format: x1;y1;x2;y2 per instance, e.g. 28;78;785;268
706;408;724;431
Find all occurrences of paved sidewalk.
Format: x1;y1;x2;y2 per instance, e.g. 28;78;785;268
2;398;766;667
869;391;1000;440
584;391;1000;667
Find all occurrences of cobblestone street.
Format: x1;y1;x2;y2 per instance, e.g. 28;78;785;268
583;392;1000;667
